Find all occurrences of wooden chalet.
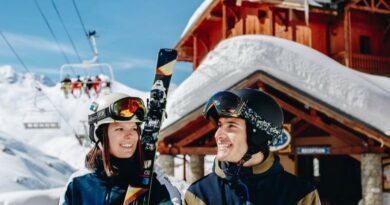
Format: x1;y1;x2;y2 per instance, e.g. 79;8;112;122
157;0;390;204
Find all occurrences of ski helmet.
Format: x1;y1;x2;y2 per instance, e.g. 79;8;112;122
88;93;146;144
203;88;283;155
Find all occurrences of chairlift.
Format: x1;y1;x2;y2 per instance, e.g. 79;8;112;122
59;31;114;99
23;88;61;129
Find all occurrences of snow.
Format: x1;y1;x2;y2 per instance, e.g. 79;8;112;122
0;188;62;205
0;131;74;192
164;35;390;137
180;0;213;38
1;34;389;204
0;65;149;204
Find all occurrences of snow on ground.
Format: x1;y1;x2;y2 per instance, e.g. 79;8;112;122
0;65;150;204
164;35;390;136
0;65;148;167
0;131;74;193
0;188;62;205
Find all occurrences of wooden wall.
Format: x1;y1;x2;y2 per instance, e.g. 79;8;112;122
350;10;389;56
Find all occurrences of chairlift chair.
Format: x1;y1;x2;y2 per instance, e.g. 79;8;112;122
23;109;60;129
22;89;61;129
59;31;114;99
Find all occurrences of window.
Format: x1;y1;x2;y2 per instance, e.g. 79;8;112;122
360;35;371;54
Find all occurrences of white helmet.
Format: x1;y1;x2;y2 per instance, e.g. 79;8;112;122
88;92;146;144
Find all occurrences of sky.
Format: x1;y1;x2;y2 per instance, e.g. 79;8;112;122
0;0;202;91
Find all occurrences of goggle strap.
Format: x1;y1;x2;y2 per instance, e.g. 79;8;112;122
241;104;282;139
88;107;110;124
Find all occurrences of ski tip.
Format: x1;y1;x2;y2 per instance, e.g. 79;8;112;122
159;48;177;57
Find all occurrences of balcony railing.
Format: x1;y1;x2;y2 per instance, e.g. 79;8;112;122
332;51;390;75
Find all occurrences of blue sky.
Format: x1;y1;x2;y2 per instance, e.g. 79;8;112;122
0;1;202;91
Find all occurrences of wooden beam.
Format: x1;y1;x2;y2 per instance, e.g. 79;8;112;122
349;3;390;15
175;122;215;146
273;95;364;146
292;122;311;137
193;34;198;69
295;135;350;147
207;12;222;21
222;4;227;39
254;72;390;147
344;7;351;67
175;0;219;51
331;146;385;154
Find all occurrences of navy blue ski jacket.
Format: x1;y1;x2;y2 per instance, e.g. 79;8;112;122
59;156;180;205
185;153;321;205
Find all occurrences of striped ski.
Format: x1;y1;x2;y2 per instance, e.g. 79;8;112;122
123;48;177;205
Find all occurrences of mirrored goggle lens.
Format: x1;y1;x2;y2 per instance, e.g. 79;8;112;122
112;97;146;121
203;91;243;119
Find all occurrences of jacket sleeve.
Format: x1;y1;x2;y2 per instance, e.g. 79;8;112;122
296;189;321;205
58;181;73;205
184;190;207;205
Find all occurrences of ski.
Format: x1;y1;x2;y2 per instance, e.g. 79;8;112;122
123;48;177;205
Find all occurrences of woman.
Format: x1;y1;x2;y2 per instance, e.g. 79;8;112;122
60;93;180;205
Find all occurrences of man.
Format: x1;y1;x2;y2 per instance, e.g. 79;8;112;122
184;88;321;205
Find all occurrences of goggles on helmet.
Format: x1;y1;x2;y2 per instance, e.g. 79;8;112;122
203;91;282;138
88;97;146;125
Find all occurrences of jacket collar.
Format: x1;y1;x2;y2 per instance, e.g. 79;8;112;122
214;152;280;179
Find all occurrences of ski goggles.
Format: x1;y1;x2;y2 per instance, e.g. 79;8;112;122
203;91;246;120
88;97;146;124
203;91;282;138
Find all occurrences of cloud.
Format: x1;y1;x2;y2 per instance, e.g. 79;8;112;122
33;67;60;75
1;32;76;55
111;57;155;70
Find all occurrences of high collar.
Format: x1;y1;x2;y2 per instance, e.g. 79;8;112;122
213;153;283;180
95;155;141;187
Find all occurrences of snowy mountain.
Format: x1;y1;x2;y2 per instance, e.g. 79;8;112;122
0;131;74;193
0;65;55;86
0;65;149;204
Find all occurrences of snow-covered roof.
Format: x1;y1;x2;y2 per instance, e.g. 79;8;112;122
164;35;390;138
180;0;213;39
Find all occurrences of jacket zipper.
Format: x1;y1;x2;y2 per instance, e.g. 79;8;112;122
105;186;112;205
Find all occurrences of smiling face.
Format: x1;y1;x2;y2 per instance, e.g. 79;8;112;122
214;117;248;163
107;122;139;158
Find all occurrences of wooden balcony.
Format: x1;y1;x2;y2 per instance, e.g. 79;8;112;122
333;51;390;75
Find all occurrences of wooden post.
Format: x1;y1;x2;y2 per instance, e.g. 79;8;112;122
189;154;205;183
344;7;351;67
361;153;383;205
270;9;275;36
222;4;227;39
156;154;174;176
193;35;198;69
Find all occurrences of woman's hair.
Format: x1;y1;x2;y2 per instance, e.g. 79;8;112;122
86;123;143;177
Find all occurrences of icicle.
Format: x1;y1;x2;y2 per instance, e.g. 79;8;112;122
304;0;309;25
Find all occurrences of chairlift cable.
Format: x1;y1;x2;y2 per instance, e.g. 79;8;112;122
71;0;95;54
72;0;107;76
51;0;87;77
34;0;76;76
0;30;81;143
51;0;83;64
0;31;30;73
